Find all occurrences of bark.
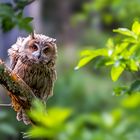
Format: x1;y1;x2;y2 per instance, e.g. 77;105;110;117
0;59;36;104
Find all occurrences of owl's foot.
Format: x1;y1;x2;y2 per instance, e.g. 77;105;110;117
22;109;31;125
16;108;31;125
16;108;22;121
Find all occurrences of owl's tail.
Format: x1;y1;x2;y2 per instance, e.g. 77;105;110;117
8;92;31;125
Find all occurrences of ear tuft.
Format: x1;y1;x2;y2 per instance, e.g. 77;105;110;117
30;31;35;39
52;39;56;43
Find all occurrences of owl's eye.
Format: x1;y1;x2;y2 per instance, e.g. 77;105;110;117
30;44;38;51
43;47;49;54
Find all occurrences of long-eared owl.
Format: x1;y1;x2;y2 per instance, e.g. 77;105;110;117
8;33;57;125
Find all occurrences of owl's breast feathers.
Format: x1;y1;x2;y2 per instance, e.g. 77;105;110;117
9;59;56;114
12;59;56;99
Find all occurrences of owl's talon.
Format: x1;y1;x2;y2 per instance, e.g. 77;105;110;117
16;108;23;121
22;110;31;125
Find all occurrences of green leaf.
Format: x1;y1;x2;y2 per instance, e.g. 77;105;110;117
23;17;33;23
20;24;33;32
75;55;94;70
17;11;23;18
80;49;108;57
1;17;15;32
114;42;128;55
129;44;139;55
27;126;57;138
0;4;14;17
129;59;138;71
18;17;33;32
15;0;29;10
106;38;114;48
128;80;140;94
113;86;128;96
80;49;95;57
123;37;138;43
29;100;72;128
121;94;140;108
105;60;114;66
113;28;136;39
121;94;140;110
111;62;125;81
94;57;109;68
75;49;108;69
27;100;72;139
113;80;140;96
132;21;140;35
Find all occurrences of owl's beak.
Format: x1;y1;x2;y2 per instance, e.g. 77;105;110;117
32;51;41;60
37;53;41;59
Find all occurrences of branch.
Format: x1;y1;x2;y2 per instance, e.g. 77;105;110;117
26;0;36;5
14;0;36;11
0;59;36;103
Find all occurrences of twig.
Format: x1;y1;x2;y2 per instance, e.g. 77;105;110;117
26;0;36;5
0;104;11;107
14;0;36;11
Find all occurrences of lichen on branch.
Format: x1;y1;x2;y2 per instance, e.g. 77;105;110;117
0;59;36;104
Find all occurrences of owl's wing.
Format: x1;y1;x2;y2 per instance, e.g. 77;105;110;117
46;68;57;99
8;44;19;70
38;67;56;101
8;37;25;70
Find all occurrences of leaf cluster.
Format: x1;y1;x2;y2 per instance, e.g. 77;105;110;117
0;0;34;32
71;0;140;28
24;100;72;139
76;21;140;95
24;96;140;140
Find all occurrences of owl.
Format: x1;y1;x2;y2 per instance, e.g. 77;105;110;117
8;32;57;125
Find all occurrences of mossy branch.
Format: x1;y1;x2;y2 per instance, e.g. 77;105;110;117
0;59;36;103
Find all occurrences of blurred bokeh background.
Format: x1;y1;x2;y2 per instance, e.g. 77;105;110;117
0;0;140;140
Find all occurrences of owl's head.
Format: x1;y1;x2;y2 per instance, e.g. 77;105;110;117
14;33;57;65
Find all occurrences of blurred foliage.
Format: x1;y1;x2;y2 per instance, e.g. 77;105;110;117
25;94;140;140
72;0;140;28
71;0;140;47
76;21;140;96
24;100;72;139
0;0;33;32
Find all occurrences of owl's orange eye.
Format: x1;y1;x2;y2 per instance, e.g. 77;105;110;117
30;44;38;51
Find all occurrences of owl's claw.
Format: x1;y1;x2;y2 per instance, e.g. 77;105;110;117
16;108;22;121
22;109;31;125
16;108;31;125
